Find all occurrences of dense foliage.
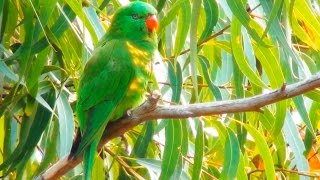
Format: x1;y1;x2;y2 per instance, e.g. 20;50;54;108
0;0;320;179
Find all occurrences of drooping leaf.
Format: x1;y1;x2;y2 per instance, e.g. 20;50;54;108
131;121;155;158
189;0;202;102
160;61;187;180
242;124;276;180
199;55;222;100
230;17;266;88
199;0;219;42
56;92;74;158
192;122;204;180
226;0;270;46
173;0;190;59
283;111;310;178
220;128;240;180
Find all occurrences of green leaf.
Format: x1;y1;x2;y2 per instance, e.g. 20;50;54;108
158;0;185;35
190;0;202;102
83;7;105;39
236;154;248;180
305;102;320;154
131;121;155;158
19;2;35;84
262;0;284;37
282;111;309;175
232;60;247;149
33;120;59;177
0;89;56;176
2;114;17;165
64;0;98;44
199;0;219;42
220;128;240;180
0;112;34;174
273;101;286;135
287;0;320;51
26;47;50;96
252;42;285;88
293;96;315;134
136;158;161;173
32;0;58;41
160;120;187;180
226;0;269;46
274;133;286;167
173;0;190;58
260;1;307;74
92;156;105;180
0;116;4;177
37;0;57;26
35;94;55;114
260;109;275;130
31;5;76;54
242;124;276;180
199;55;222;100
192;122;204;180
2;0;18;48
230;17;267;88
99;0;111;11
156;0;167;12
160;62;187;180
168;61;182;103
0;0;9;42
56;92;74;158
0;61;18;82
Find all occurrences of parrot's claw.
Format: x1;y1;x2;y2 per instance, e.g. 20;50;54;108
145;92;151;98
145;90;160;98
126;109;132;116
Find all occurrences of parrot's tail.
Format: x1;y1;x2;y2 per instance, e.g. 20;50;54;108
68;128;82;160
83;140;99;180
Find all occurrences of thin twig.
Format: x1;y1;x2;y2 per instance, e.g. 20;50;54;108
164;3;261;60
248;168;320;178
157;81;252;89
104;148;145;180
183;156;218;180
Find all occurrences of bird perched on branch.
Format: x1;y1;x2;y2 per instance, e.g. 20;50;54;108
69;1;158;179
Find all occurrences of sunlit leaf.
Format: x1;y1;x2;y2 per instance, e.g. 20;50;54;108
220;128;240;180
192;122;204;180
243;124;276;180
231;17;266;88
56;92;74;158
283;111;310;176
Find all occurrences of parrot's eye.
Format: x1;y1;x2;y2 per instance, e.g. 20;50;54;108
132;14;139;19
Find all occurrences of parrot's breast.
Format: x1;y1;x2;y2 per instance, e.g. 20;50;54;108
109;41;154;121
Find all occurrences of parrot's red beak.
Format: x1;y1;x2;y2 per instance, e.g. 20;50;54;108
146;14;158;32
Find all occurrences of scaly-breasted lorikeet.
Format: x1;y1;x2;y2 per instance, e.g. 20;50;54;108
69;2;158;179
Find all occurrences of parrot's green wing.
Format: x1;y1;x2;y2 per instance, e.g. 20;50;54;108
74;39;135;179
78;40;134;112
76;39;135;151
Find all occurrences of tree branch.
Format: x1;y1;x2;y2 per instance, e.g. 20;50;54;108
37;73;320;180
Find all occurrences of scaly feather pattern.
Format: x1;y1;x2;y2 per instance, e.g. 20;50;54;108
69;2;158;179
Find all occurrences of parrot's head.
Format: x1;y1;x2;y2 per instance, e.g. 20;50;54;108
108;1;158;41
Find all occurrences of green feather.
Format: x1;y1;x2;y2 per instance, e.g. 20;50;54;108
71;2;158;179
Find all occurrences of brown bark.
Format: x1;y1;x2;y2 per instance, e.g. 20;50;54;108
37;73;320;180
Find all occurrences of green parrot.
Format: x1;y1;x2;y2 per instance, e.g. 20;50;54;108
69;1;158;179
